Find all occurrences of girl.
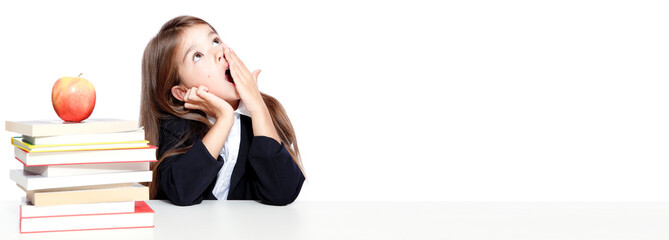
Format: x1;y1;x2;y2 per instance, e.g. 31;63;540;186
140;16;305;206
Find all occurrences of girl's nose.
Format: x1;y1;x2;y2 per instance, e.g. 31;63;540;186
215;49;224;63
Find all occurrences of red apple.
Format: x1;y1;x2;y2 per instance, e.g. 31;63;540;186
52;74;96;122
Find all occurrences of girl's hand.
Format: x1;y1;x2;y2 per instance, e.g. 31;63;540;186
183;85;234;158
224;45;281;143
224;46;265;115
183;85;234;122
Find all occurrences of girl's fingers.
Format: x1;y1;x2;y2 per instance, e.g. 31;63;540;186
225;48;261;94
188;87;197;101
225;48;239;72
196;85;209;97
184;88;192;102
195;86;218;103
252;69;261;82
185;87;205;103
188;87;198;98
224;48;239;81
184;102;200;110
224;48;233;64
199;85;209;92
229;48;248;70
226;48;248;76
227;52;244;83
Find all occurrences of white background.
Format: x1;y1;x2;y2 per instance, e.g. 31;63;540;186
0;0;668;201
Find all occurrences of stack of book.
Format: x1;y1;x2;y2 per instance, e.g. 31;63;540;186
5;119;156;233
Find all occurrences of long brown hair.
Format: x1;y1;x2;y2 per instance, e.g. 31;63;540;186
140;15;303;199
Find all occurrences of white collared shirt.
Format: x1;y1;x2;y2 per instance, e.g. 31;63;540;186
209;102;250;200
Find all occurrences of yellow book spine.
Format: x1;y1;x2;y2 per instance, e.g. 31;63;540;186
11;137;150;153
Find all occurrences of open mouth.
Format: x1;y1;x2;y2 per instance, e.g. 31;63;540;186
225;68;233;84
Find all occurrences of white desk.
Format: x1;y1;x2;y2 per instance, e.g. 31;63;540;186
1;200;668;240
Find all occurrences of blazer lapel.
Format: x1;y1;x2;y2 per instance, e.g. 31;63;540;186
227;115;252;199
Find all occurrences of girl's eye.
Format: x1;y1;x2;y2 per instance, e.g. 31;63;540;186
213;38;221;46
193;52;203;62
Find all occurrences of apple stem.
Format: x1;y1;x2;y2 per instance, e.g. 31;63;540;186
78;73;83;78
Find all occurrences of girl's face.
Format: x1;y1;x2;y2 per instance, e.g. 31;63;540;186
175;24;237;102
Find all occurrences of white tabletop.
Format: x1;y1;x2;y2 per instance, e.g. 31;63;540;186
2;200;668;240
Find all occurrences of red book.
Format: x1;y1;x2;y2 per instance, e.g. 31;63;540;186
20;201;154;234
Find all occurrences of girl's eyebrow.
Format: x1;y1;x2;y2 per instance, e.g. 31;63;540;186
183;46;195;63
182;31;217;63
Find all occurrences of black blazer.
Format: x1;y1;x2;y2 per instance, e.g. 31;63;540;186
154;115;304;206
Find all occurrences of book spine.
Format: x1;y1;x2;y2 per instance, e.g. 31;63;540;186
19;201;154;233
11;170;153;191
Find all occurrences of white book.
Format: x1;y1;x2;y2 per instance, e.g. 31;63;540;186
10;169;153;191
22;129;146;145
5;119;138;137
21;198;135;217
25;161;151;177
20;201;154;233
14;146;157;166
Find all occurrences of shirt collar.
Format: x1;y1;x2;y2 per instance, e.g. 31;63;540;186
235;101;250;117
